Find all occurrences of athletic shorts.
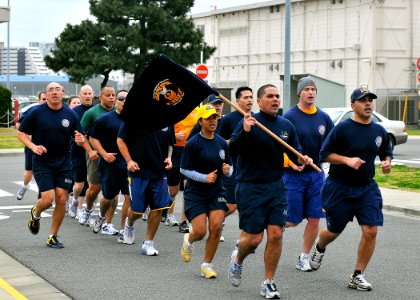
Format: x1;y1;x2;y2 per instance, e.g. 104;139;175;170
99;160;129;199
321;177;384;234
32;155;73;193
184;195;228;222
72;160;87;183
236;180;288;234
166;147;184;186
222;174;237;204
284;170;325;223
86;152;100;185
129;177;173;214
24;147;33;171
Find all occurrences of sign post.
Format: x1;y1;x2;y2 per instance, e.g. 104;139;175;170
196;64;208;80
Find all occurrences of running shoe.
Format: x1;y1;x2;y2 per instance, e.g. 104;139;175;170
142;207;149;221
181;233;193;263
165;214;179;226
101;223;118;235
16;185;29;201
123;222;135;245
348;273;372;291
178;220;189;233
296;254;312;272
201;263;217;279
46;235;64;249
117;230;124;243
92;215;105;234
309;246;325;270
78;208;91;226
228;249;242;287
68;196;78;218
28;206;40;235
260;279;281;299
141;240;159;256
219;235;225;242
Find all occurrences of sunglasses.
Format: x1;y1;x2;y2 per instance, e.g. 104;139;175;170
117;96;126;102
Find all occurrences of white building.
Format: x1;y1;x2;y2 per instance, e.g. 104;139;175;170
192;0;420;123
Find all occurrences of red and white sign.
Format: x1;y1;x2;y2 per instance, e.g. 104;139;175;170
417;71;420;82
196;64;208;79
417;58;420;71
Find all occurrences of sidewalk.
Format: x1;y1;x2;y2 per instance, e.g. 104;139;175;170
0;150;418;299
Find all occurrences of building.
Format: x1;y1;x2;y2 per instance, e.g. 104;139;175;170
192;0;420;124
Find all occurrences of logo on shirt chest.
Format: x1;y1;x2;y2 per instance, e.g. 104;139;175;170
61;119;70;127
318;125;326;136
375;136;382;148
280;131;289;141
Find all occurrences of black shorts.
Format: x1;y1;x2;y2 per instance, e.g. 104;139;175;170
24;147;33;171
33;155;73;193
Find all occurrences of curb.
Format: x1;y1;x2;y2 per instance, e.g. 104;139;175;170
383;205;420;218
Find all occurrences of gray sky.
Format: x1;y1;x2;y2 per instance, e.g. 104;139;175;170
0;0;269;47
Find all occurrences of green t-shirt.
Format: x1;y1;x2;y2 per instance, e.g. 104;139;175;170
81;104;116;133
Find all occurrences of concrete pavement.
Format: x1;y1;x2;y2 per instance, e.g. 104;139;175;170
0;148;418;299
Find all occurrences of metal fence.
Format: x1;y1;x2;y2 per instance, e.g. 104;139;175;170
376;89;419;126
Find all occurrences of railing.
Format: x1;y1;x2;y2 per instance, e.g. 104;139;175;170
0;110;17;127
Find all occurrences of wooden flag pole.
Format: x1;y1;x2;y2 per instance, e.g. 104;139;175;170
218;94;322;173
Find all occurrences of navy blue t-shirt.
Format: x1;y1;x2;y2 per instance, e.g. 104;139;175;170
118;122;175;179
90;111;125;169
19;102;83;160
283;106;334;170
181;133;232;200
229;111;302;183
320;118;393;185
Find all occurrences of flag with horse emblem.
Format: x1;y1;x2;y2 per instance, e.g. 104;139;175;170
120;54;218;132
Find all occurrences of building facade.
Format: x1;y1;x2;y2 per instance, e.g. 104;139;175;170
192;0;420;124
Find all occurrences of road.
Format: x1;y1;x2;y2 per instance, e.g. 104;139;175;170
0;156;419;299
392;136;420;167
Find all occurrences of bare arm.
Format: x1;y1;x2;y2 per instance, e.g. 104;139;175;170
117;137;139;172
325;153;366;171
17;130;47;155
90;137;116;163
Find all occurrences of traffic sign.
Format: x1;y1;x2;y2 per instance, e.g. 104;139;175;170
196;64;208;79
418;71;420;82
417;58;420;70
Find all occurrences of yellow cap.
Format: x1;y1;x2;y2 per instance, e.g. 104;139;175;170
197;104;219;119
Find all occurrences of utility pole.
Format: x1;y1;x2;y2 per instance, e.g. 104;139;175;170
283;0;291;113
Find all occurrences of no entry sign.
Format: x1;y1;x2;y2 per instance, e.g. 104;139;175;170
196;64;208;79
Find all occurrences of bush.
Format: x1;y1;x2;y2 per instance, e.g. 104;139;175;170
0;85;12;128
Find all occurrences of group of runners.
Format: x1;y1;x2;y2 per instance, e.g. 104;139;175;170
16;78;392;299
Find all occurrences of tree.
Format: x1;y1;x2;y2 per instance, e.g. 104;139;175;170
45;0;216;87
0;85;12;128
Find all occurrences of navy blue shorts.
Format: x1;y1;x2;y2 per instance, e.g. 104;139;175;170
184;195;228;222
129;177;173;214
236;180;288;234
166;147;184;186
24;147;33;171
99;160;129;199
222;174;237;204
32;155;73;193
72;160;87;183
321;177;384;233
284;170;325;223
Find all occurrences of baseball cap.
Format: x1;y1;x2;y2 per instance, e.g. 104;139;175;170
197;104;219;119
207;94;223;104
350;87;377;103
297;76;317;95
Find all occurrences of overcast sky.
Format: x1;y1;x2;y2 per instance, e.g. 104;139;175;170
0;0;269;47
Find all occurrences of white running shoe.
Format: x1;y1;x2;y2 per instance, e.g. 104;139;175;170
75;208;82;220
117;230;124;243
123;223;135;245
78;208;91;226
260;279;281;299
101;223;118;235
228;249;242;287
92;216;104;234
309;246;325;270
296;254;312;272
348;273;372;291
16;185;29;201
141;240;158;256
142;207;150;221
165;214;179;226
68;197;78;218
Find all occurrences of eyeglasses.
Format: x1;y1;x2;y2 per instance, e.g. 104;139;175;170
47;87;63;92
117;96;126;102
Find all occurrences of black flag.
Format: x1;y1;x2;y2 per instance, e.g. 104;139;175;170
120;54;218;131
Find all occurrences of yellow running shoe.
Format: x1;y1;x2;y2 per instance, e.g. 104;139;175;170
181;233;193;263
200;263;217;279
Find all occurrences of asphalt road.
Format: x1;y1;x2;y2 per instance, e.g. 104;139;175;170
392;136;420;167
0;156;419;299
